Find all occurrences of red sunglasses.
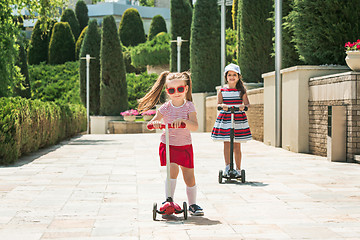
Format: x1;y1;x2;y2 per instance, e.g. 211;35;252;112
166;85;186;95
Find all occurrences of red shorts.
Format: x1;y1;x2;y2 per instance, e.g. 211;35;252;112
159;142;194;168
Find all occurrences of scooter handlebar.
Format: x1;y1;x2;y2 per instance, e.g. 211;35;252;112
147;122;186;130
217;106;248;111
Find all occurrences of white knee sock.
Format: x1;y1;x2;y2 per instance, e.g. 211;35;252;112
186;185;197;206
165;178;177;199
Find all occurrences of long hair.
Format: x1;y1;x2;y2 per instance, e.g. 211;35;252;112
138;71;193;112
225;72;247;99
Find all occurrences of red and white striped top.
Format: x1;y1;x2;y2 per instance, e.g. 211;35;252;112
158;100;196;146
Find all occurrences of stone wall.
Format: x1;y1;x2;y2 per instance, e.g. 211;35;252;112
309;71;360;162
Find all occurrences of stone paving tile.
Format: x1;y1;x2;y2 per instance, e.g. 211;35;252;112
0;133;359;239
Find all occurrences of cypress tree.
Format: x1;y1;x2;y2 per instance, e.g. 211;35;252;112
232;0;238;30
291;0;360;65
100;16;128;115
190;0;221;92
170;0;192;72
238;0;274;83
75;0;89;33
76;26;88;60
28;18;55;65
148;15;167;41
269;0;302;68
79;20;100;115
119;8;146;47
60;9;81;40
48;22;76;65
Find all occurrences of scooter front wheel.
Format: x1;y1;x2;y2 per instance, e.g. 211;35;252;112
218;170;223;184
153;202;157;221
241;169;246;183
183;202;188;220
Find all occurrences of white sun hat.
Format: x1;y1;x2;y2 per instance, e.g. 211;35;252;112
224;63;241;76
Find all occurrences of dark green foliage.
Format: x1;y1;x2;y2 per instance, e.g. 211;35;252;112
269;0;302;68
60;8;80;40
238;0;274;83
49;22;76;65
29;62;81;105
80;19;101;115
226;28;237;65
190;0;221;92
123;47;146;74
119;8;146;47
76;26;88;60
170;0;192;72
75;0;89;32
100;16;128;115
14;34;31;98
139;0;155;7
126;72;159;109
27;18;55;65
0;97;86;165
131;32;170;67
290;0;360;65
148;15;167;40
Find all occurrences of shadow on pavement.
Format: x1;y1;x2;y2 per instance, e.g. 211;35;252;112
69;139;120;145
158;215;221;225
224;180;268;187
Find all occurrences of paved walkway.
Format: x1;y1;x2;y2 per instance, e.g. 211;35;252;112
0;133;359;239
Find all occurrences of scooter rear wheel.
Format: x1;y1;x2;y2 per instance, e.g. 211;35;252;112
183;202;188;220
153;202;157;221
241;169;246;183
218;170;223;184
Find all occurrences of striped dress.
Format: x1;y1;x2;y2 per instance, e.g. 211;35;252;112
211;88;252;142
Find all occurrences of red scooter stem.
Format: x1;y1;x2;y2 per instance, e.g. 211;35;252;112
147;122;186;130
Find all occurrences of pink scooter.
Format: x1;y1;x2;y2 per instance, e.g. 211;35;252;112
147;122;188;221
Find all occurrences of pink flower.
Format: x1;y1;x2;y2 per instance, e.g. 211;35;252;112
345;40;360;51
120;109;139;116
141;110;156;116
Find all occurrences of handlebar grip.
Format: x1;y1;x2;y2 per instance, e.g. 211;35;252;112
217;106;248;111
147;122;186;130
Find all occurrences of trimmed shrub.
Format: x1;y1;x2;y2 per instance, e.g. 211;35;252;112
29;62;81;105
290;0;360;65
130;32;170;67
75;0;89;33
170;0;192;72
49;22;76;65
60;9;80;40
76;26;88;60
80;19;101;115
14;34;31;98
100;16;128;115
126;72;159;109
238;0;274;83
0;97;86;165
190;0;221;92
119;8;146;47
148;15;167;40
27;18;56;65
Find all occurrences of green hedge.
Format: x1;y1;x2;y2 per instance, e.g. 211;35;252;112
126;72;160;109
130;32;170;67
29;61;81;105
0;97;86;165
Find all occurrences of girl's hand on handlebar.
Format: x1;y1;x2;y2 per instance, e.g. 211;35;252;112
147;120;162;130
219;104;228;111
171;119;184;129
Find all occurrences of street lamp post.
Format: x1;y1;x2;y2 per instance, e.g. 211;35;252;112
170;36;188;72
80;54;95;134
275;0;282;147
